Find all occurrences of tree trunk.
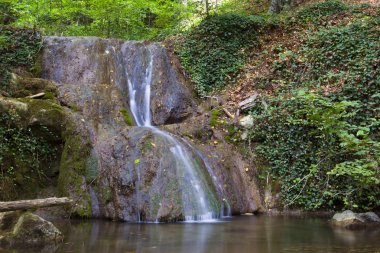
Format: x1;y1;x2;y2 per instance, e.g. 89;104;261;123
0;197;73;212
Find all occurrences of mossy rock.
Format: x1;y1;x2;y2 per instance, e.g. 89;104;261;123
0;97;65;135
0;211;63;248
120;108;134;126
9;74;57;98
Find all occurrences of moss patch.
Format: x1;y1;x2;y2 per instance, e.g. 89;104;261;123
120;108;134;126
59;119;93;217
210;109;221;127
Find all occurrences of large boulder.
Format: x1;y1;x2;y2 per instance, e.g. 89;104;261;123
358;212;380;222
0;211;63;248
331;210;380;229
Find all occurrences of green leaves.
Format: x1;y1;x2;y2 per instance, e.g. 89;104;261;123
6;0;192;40
328;160;379;185
177;13;265;96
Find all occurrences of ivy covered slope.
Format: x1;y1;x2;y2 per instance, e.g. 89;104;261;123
175;0;379;212
175;14;268;96
246;2;380;211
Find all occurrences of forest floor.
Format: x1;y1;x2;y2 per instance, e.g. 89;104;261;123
221;0;379;113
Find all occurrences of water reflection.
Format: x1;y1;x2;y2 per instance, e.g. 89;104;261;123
2;216;380;253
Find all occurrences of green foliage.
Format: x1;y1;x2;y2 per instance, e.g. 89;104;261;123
249;14;380;211
272;16;380;123
0;26;42;91
177;13;265;96
296;0;348;23
6;0;194;41
43;91;56;99
0;1;19;25
0;111;59;200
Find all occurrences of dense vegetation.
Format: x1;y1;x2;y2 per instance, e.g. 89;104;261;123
248;2;380;211
0;0;205;40
177;14;266;96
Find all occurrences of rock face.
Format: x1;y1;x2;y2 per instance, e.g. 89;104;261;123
39;36;264;221
42;37;196;125
0;211;63;248
332;210;380;229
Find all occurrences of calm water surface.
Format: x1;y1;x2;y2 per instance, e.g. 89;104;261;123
5;216;380;253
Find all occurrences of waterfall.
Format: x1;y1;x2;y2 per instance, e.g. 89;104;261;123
126;49;220;221
41;37;255;223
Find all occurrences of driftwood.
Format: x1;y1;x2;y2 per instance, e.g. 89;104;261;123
27;92;45;99
239;92;259;111
0;197;73;212
222;107;234;119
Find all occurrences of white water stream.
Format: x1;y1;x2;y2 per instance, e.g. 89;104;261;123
127;52;226;222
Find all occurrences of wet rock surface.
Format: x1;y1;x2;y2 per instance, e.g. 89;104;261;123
0;211;63;248
163;117;265;214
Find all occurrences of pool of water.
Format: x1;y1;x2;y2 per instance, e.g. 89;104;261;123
4;216;380;253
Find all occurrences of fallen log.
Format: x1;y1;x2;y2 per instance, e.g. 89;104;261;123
0;197;73;212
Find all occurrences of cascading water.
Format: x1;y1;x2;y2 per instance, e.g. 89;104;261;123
126;49;220;221
183;139;232;218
